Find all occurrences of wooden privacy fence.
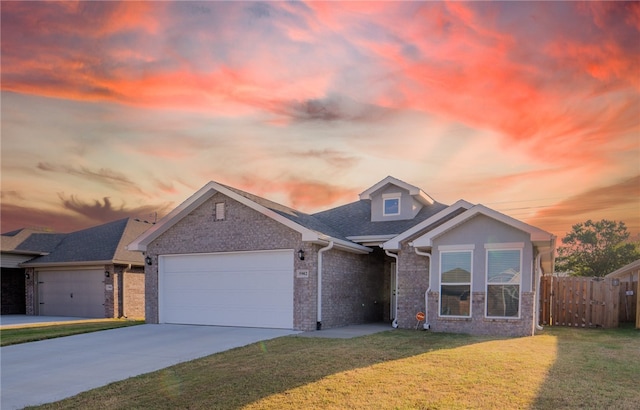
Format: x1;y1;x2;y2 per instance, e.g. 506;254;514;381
539;276;637;328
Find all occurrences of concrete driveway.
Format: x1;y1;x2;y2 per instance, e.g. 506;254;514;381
1;323;299;409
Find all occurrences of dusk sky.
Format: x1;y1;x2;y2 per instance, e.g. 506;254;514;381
1;1;639;241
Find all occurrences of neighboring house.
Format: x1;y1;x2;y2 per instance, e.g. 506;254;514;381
129;176;556;337
16;218;151;319
1;229;66;314
605;259;640;283
605;259;640;329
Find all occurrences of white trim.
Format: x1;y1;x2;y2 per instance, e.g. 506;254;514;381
382;192;401;198
347;234;396;243
485;248;522;319
438;244;475;251
359;176;435;205
438;249;473;318
383;196;401;216
383;200;474;251
484;242;524;249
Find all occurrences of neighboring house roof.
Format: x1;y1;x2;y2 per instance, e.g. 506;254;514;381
1;228;65;256
605;259;640;280
21;218;151;267
127;181;372;254
16;233;68;254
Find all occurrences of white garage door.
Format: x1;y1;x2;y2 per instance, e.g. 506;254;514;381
159;250;294;329
38;269;105;318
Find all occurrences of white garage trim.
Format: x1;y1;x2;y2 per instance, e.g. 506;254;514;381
159;249;294;329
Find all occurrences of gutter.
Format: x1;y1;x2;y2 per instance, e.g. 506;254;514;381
411;244;432;330
20;259;145;268
317;241;334;330
385;250;399;328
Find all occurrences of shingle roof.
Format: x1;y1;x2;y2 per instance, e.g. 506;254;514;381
312;199;449;237
222;184;352;241
225;183;449;240
22;218;151;266
16;233;67;253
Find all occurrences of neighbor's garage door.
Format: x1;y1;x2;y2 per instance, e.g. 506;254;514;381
159;250;294;329
38;269;105;318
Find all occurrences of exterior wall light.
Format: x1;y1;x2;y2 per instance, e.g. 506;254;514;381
145;256;153;266
25;272;30;280
105;271;110;277
297;249;305;261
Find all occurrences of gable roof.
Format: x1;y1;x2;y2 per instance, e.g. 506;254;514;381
359;175;435;205
21;218;151;267
127;181;372;254
382;200;474;250
410;204;556;273
411;204;555;248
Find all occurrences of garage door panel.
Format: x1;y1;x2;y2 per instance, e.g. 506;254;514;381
160;250;294;329
38;270;104;318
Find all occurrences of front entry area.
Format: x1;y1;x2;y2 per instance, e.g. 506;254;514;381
159;250;294;329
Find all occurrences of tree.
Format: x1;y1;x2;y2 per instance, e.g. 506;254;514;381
555;219;640;277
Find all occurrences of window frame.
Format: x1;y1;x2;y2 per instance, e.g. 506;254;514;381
438;248;473;318
382;194;401;216
484;244;523;319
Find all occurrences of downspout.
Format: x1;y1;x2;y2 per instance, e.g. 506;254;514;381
385;250;399;328
535;247;554;331
317;241;334;330
412;245;432;330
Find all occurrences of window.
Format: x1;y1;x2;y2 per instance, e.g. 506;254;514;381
486;249;521;318
383;196;400;216
215;202;225;221
440;251;472;317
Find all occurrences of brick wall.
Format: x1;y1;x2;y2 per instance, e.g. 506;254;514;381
319;248;385;329
123;267;145;319
104;265;115;318
395;242;430;329
427;291;536;337
24;268;35;315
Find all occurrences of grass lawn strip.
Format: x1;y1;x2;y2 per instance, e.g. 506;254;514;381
27;325;639;410
0;319;144;346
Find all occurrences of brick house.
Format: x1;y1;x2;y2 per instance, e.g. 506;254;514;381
129;176;555;336
16;218;151;319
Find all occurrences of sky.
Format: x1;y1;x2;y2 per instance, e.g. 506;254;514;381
1;1;639;242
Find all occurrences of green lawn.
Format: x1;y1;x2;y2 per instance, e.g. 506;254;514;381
29;325;639;410
0;319;144;346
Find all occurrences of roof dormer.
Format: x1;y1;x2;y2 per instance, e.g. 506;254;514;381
359;176;435;222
